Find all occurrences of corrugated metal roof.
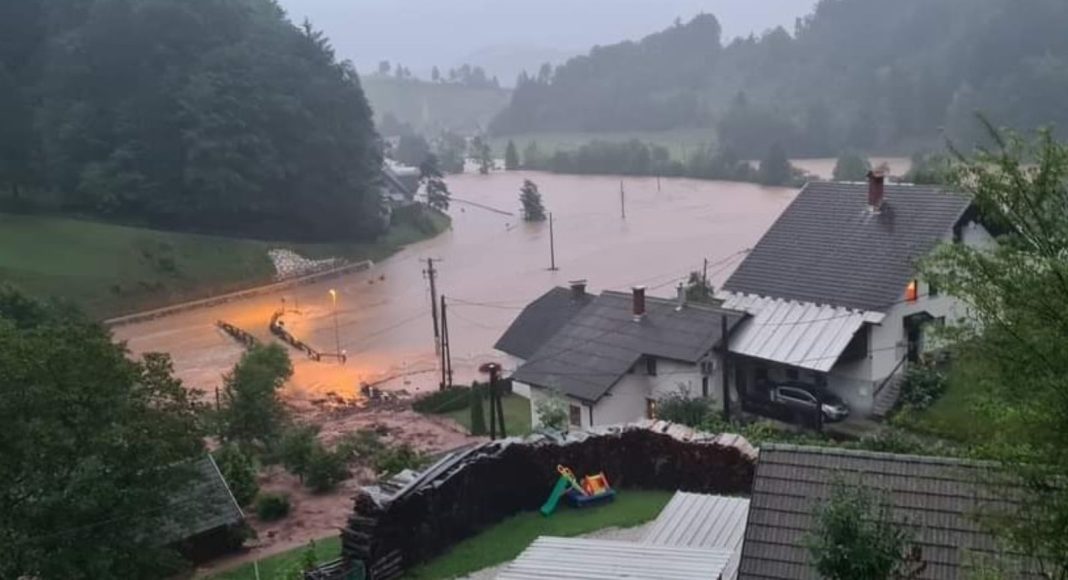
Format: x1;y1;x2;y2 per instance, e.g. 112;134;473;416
498;537;731;580
722;294;883;373
643;493;750;580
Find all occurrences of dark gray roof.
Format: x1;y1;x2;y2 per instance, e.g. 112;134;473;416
738;445;1039;580
512;291;746;402
723;182;972;312
494;287;594;359
381;165;416;197
158;456;244;546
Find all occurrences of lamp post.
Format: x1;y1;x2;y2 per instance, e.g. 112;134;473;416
479;362;505;440
329;289;342;364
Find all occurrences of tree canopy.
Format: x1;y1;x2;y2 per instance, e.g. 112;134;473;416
832;152;872;181
491;0;1068;157
519;179;546;222
0;287;205;578
0;0;383;242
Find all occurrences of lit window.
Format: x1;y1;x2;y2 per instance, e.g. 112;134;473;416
569;405;582;427
906;280;919;302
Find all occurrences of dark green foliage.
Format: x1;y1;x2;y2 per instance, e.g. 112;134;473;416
898;365;948;411
519;180;546;222
832;152;872;182
472;136;493;174
434;131;468;174
527;140;682;177
522;141;543;169
657;389;714;427
218;344;293;450
276;424;321;482
0;288;204;578
469;387;488;436
807;483;917;580
374;444;427;477
904;152;954;185
505;140;520;170
758;143;793;186
491;2;1068;155
304;446;349;493
685;271;714;304
1;0;383;242
420;155;452;211
685;144;759;182
412;386;474;414
255;493;291;521
214;444;259;507
396;134;432;167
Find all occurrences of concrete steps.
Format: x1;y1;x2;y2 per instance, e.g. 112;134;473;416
871;373;904;419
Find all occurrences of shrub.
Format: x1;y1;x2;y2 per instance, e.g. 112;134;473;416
899;365;948;410
534;389;569;431
213;444;259;507
255;493;290;521
276;424;320;481
336;429;386;461
304;447;349;493
412;387;472;414
374;444;426;477
658;387;714;427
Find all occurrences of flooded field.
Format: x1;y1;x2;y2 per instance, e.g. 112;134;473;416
115;171;798;398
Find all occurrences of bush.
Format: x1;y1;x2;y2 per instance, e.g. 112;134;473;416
534;389;569;431
255;493;291;521
412;387;472;414
899;365;948;410
336;429;386;461
276;424;320;481
213;444;259;507
658;388;714;427
304;447;349;493
374;444;426;477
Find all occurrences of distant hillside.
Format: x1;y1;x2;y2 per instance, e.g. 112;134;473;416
363;75;511;135
491;0;1068;156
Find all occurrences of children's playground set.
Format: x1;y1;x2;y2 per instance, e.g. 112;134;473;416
539;465;617;516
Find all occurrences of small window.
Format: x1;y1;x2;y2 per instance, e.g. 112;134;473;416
646;398;658;420
906;279;919;302
645;356;658;376
569;404;582;427
785;368;800;381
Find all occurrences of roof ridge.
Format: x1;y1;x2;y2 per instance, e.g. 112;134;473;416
759;443;979;467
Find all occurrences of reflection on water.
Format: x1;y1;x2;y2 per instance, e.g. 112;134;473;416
117;171;798;395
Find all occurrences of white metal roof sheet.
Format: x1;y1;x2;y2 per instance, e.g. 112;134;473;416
721;294;882;373
497;537;730;580
643;493;750;580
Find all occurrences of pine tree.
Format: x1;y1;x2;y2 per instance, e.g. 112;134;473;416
759;143;792;186
504;140;520;170
520;179;546;222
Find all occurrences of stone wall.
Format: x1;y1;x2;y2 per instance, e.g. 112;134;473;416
340;423;756;580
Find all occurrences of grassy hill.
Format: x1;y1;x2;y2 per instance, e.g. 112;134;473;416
0;209;448;319
362;76;511;134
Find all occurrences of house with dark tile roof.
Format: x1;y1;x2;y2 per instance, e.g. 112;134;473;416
738;444;1040;580
160;455;246;563
719;172;993;418
501;285;745;429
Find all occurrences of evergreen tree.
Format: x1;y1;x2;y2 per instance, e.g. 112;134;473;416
420;155;451;211
758;143;792;186
505;140;520;170
833;152;871;181
472;136;493;175
523;141;543;169
520;179;546;221
218;344;293;450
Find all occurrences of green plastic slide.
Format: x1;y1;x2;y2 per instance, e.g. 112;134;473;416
539;476;570;516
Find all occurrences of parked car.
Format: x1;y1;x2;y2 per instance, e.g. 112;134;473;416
743;381;851;424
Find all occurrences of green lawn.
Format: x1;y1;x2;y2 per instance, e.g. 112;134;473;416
490;128;717;163
892;378;989;445
0;210;448;319
404;490;674;579
442;394;532;436
208;536;341;580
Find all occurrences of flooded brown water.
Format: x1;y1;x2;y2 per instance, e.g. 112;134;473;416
116;171;797;397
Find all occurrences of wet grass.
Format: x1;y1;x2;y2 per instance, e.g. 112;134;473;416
207;536;341;580
442;394;533;436
404;490;673;579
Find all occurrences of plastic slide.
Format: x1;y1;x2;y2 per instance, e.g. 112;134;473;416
539;476;570;516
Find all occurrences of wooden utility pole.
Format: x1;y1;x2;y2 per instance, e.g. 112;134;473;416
440;295;453;390
657;174;662;192
548;212;558;271
620;181;626;220
722;316;732;421
703;258;709;290
424;258;440;348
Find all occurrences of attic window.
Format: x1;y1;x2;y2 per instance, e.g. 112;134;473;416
906;280;919;303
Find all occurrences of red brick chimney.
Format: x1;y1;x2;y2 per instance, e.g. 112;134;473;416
632;286;646;321
867;169;886;211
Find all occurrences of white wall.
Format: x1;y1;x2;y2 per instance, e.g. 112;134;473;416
527;382;593;431
502;355;531;399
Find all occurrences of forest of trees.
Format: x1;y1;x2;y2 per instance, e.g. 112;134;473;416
492;0;1068;157
0;0;384;242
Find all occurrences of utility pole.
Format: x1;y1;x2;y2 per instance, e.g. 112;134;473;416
424;258;440;350
620;181;626;220
329;289;341;364
722;316;731;421
440;295;453;390
548;212;558;271
657;174;662;193
703;258;709;291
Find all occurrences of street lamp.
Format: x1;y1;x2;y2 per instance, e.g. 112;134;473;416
329;289;342;364
479;362;505;440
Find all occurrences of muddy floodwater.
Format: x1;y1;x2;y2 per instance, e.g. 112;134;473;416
116;171;806;398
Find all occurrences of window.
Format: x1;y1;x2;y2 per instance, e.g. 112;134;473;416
785;368;800;381
906;279;919;302
645;356;658;376
646;398;658;420
778;387;816;406
569;404;582;427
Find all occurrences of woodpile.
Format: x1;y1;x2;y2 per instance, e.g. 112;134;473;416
334;422;756;580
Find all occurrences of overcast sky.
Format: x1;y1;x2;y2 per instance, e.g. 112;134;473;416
276;0;818;82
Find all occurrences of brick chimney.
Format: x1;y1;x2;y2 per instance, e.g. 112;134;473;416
867;169;886;212
632;286;646;321
569;279;587;300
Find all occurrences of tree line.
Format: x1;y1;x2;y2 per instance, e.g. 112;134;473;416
0;0;384;242
491;0;1068;159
